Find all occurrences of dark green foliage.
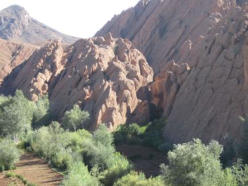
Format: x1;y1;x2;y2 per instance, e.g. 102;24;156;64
114;171;164;186
114;119;170;152
62;162;99;186
82;125;116;171
114;123;144;145
99;153;133;186
62;104;89;131
161;139;235;186
231;160;248;186
0;90;35;137
0;139;20;171
240;116;248;164
32;95;50;128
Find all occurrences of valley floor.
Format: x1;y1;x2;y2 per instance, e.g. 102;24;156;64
117;145;167;177
0;153;63;186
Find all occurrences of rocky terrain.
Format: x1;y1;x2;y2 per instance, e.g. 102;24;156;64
97;0;248;144
2;0;248;145
0;38;36;83
96;0;236;73
0;5;77;45
1;33;153;130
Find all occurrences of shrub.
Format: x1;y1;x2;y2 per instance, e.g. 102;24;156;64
0;90;34;138
50;148;73;170
114;119;169;152
114;123;146;145
62;162;99;186
231;160;248;186
62;104;89;131
100;153;133;186
82;125;115;171
161;139;225;186
32;95;50;128
114;171;164;186
0;139;20;171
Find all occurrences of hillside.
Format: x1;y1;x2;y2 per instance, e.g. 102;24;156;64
97;0;248;144
0;5;77;45
1;33;153;130
0;38;36;83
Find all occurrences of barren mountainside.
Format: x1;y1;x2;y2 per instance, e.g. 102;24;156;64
96;0;236;73
0;5;77;45
0;38;36;83
98;0;248;144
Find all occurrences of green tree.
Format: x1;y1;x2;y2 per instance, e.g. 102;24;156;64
32;95;50;128
161;139;225;186
0;139;20;171
0;90;34;138
62;104;89;131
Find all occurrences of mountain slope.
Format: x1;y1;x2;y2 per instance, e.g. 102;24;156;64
0;5;77;45
97;0;248;144
1;34;153;130
96;0;236;73
0;38;36;83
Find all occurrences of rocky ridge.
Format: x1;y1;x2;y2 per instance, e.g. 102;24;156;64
0;38;36;83
0;5;77;45
96;0;236;73
1;34;153;130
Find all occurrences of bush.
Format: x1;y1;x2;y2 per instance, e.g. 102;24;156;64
82;125;115;171
62;162;99;186
32;95;50;128
62;104;89;131
231;160;248;186
114;123;144;145
0;90;35;138
161;139;225;186
114;171;164;186
100;153;133;186
0;139;20;171
113;119;169;152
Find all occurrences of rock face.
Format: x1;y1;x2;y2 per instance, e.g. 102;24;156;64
96;0;236;73
97;0;248;144
163;5;248;144
0;38;36;83
1;34;153;130
0;5;77;45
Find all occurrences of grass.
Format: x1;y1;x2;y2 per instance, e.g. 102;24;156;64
5;171;36;186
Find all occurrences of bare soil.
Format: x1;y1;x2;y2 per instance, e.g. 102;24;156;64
116;144;167;177
0;153;63;186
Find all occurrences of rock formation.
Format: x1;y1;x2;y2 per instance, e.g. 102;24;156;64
96;0;236;73
163;5;248;144
0;38;36;83
1;34;153;130
97;0;248;144
0;5;77;45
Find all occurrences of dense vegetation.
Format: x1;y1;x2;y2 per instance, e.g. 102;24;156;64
1;90;248;186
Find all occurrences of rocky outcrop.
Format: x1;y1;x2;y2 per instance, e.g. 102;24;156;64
97;0;248;144
0;38;36;83
0;5;77;45
150;61;191;117
163;5;248;144
2;34;153;130
96;0;236;73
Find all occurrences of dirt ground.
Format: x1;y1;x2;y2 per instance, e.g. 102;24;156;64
116;144;167;177
0;153;63;186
